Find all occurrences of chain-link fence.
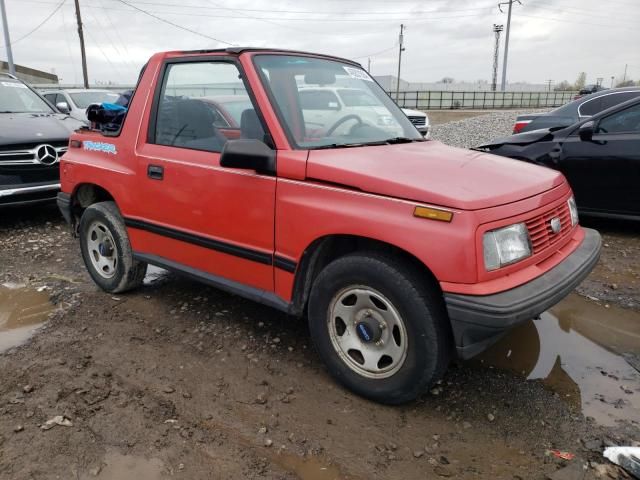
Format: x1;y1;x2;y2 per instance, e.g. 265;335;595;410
390;90;578;110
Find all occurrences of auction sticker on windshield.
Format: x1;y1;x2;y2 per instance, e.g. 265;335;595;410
343;66;373;82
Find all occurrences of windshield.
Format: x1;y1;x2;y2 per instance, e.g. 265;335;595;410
0;80;53;113
70;91;120;108
337;89;379;107
253;55;422;148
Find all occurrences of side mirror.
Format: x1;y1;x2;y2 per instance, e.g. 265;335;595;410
220;139;275;175
578;121;594;141
56;101;70;114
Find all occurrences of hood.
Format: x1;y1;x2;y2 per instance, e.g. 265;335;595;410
306;140;564;210
402;108;428;122
0;112;84;146
478;128;556;149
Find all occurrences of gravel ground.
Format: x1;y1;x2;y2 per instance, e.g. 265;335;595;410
430;109;548;148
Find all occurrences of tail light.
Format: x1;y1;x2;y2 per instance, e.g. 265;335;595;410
513;120;532;134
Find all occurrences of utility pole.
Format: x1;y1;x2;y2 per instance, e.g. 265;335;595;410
498;0;521;91
0;0;15;75
611;76;615;88
395;24;405;102
546;79;553;91
622;64;628;84
367;57;371;73
491;24;503;91
74;0;89;88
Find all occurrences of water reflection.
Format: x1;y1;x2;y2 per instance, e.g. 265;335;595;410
477;294;640;426
0;285;53;353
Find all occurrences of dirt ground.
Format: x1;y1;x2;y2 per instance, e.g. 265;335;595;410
426;110;490;125
0;205;638;480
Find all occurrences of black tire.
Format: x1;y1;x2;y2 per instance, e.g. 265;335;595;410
308;252;451;404
79;201;147;293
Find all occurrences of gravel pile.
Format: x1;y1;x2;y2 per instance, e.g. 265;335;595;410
430;109;548;149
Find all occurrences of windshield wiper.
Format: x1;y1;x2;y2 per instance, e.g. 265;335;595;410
311;142;369;150
310;137;424;150
384;137;424;144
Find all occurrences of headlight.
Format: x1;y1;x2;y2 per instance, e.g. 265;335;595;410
483;223;532;271
568;196;578;226
377;115;395;126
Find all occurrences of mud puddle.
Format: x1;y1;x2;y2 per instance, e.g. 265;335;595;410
0;285;53;353
273;452;356;480
477;294;640;426
81;451;166;479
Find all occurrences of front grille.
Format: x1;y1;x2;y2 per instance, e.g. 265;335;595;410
408;115;426;127
0;168;59;187
525;202;573;254
0;141;68;166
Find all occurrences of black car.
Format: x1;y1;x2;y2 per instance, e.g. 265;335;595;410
578;84;607;96
513;87;640;134
478;97;640;221
0;74;83;207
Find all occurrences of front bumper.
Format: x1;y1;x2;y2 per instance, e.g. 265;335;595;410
445;228;601;359
57;191;72;224
0;183;60;207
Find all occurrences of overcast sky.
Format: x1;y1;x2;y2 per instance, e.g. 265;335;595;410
1;0;638;87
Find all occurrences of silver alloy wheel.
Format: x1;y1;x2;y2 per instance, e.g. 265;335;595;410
328;286;408;379
86;220;118;279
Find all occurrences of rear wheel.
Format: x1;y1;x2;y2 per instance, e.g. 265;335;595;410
308;253;451;404
79;201;147;293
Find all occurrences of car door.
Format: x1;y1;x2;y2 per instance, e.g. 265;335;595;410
131;57;277;292
558;102;640;217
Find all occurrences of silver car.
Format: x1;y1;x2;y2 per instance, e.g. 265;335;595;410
40;89;121;123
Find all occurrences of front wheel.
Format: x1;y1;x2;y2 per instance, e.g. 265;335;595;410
308;253;451;404
79;201;147;293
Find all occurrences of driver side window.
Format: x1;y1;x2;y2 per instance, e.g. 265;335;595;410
152;61;265;153
597;103;640;134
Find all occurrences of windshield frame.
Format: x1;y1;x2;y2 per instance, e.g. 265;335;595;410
251;53;422;150
0;79;55;114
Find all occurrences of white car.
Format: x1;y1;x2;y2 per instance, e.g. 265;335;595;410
41;89;121;123
401;108;430;138
299;87;431;138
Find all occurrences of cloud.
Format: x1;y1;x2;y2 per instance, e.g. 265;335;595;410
0;0;638;86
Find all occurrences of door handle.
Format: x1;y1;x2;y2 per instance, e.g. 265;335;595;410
147;164;164;180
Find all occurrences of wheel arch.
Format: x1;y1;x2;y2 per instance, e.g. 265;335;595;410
289;234;442;317
68;183;117;234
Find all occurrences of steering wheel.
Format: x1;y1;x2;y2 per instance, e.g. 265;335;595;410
326;114;364;136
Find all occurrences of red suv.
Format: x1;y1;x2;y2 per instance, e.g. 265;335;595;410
57;48;601;404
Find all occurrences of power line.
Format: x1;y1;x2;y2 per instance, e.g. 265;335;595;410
515;12;638;30
60;1;79;83
122;0;497;17
525;2;637;25
203;0;328;35
351;45;397;60
15;0;497;22
113;0;235;45
0;0;65;49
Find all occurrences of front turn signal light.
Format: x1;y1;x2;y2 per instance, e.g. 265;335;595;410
413;206;453;222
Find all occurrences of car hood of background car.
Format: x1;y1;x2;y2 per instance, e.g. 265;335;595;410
306;140;565;210
478;128;557;148
0;112;83;146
